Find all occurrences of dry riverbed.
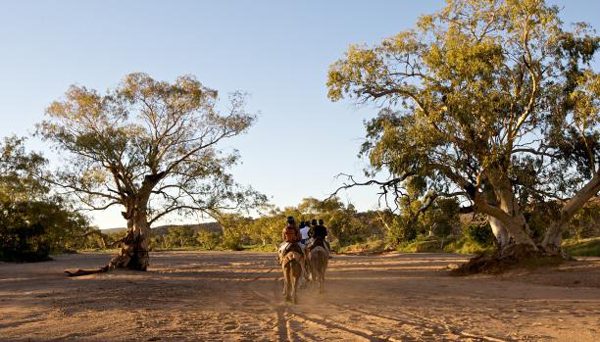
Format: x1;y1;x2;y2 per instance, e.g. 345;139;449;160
1;251;599;341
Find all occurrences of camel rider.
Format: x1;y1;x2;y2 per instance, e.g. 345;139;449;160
278;216;304;261
317;219;332;250
307;219;331;254
278;216;308;278
307;219;318;239
299;221;310;247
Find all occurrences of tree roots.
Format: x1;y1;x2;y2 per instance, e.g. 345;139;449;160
64;231;148;277
451;244;566;276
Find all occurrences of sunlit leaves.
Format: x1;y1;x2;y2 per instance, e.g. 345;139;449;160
328;0;600;207
0;136;48;203
39;73;263;223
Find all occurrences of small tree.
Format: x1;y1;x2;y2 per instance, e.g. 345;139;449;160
40;73;265;273
195;230;221;250
421;198;461;238
165;226;196;248
0;136;89;261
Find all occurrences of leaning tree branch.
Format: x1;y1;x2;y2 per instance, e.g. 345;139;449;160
329;172;416;210
42;176;121;203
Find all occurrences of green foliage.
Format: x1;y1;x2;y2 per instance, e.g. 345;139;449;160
208;197;383;251
164;226;196;248
397;235;445;253
196;230;221;250
329;239;341;253
148;197;387;251
39;73;266;228
217;213;252;251
326;205;365;245
221;230;244;251
464;224;495;246
421;198;461;237
327;0;600;249
562;237;600;256
387;216;418;247
444;239;493;255
0;137;94;261
0;200;96;261
0;136;47;202
385;195;460;249
191;196;468;253
444;223;496;255
0;203;50;262
148;226;224;251
566;203;600;240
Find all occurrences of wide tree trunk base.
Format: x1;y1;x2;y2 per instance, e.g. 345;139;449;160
65;232;149;277
451;244;565;276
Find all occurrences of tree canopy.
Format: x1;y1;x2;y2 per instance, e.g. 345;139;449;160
327;0;600;255
40;73;265;271
0;137;92;261
40;73;263;224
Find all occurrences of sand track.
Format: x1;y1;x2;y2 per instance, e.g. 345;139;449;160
1;251;600;341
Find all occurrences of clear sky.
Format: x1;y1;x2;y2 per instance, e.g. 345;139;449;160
1;1;599;229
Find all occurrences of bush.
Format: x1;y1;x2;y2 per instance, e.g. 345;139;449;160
0;200;90;262
221;230;244;251
563;238;600;257
0;222;51;262
444;239;494;255
329;239;341;253
464;224;495;246
196;230;221;250
386;217;418;247
396;235;446;253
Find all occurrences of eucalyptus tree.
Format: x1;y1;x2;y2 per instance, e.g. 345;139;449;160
0;136;47;202
40;73;265;272
0;136;91;261
327;0;600;257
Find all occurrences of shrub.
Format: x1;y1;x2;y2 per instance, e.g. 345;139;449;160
397;235;445;253
0;222;51;262
0;200;88;262
464;224;495;246
221;229;243;251
563;238;600;257
386;217;418;248
196;230;221;250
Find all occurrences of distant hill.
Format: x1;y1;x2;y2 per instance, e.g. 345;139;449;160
101;222;222;236
101;227;128;234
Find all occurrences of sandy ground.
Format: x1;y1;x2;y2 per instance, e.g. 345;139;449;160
1;252;600;341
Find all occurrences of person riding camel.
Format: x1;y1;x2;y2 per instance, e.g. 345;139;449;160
278;216;303;260
278;216;308;278
308;219;318;239
299;220;310;247
307;218;331;255
317;219;332;253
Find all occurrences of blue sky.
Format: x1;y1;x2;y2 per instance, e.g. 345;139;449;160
1;1;599;229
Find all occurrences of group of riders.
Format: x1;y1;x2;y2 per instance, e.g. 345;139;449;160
277;216;331;270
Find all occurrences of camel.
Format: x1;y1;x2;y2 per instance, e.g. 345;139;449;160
280;250;303;304
308;245;329;294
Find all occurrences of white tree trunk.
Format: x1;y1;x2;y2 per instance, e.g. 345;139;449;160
493;177;537;249
488;215;509;250
542;171;600;254
479;170;537;252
